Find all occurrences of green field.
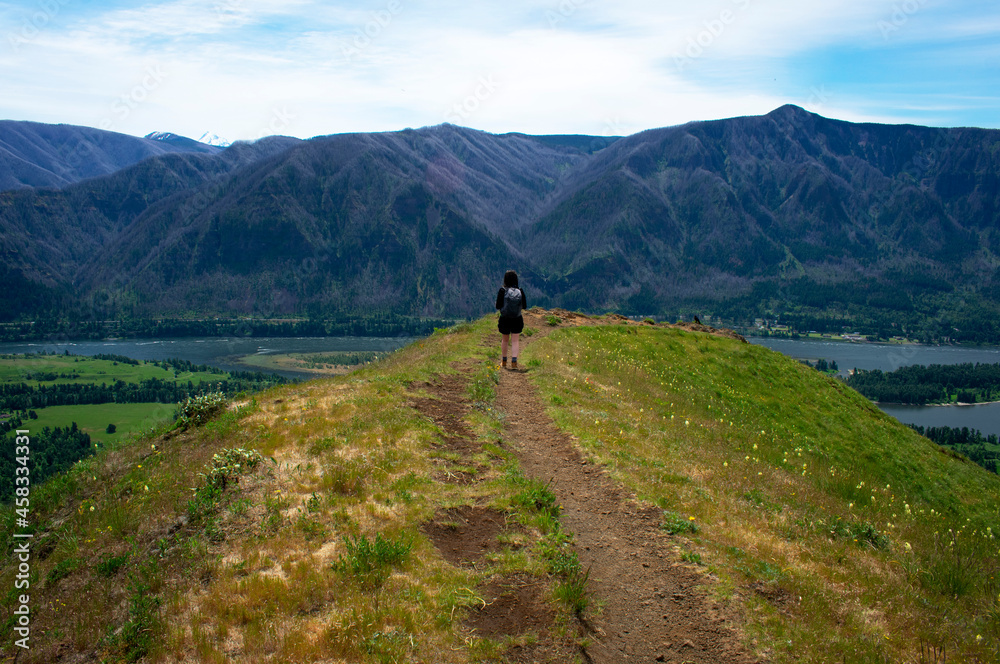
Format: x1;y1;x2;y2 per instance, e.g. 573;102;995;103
12;402;174;444
0;353;223;388
0;353;265;446
228;350;383;375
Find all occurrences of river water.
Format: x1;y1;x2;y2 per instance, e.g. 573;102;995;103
1;334;995;435
0;336;416;380
749;338;1000;436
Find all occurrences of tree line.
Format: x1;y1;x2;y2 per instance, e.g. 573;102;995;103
846;362;1000;405
909;424;999;474
0;314;454;342
0;359;290;502
0;423;93;498
801;359;839;373
0;374;287;412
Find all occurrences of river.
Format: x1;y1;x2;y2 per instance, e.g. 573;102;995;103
1;334;995;435
749;337;1000;436
0;336;416;380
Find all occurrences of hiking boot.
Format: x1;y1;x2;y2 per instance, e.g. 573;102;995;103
501;359;507;369
511;360;518;370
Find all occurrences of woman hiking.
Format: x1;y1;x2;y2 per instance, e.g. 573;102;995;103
496;270;527;370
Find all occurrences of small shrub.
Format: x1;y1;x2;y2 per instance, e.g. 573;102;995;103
46;557;81;586
174;392;228;429
553;565;591;615
95;554;129;577
105;565;162;663
202;448;264;490
513;477;559;518
545;315;561;327
185;448;263;532
681;551;703;565
334;533;412;589
827;518;889;550
539;529;579;576
661;511;700;535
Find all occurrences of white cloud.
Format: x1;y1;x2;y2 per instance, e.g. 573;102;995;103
0;0;996;137
95;0;310;38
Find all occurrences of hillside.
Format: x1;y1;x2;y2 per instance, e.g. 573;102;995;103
2;107;1000;339
0;121;223;191
2;312;997;663
0;134;302;320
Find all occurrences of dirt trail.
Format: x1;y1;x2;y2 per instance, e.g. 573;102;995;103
501;311;753;663
415;310;754;662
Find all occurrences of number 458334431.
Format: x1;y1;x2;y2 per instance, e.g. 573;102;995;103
14;432;30;501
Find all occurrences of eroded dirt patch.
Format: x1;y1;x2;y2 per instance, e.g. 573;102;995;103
466;574;553;639
422;506;521;567
409;372;482;464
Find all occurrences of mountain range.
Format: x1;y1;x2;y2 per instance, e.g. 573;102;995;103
0;121;222;191
2;107;999;337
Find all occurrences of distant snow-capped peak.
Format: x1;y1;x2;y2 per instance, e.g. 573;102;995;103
144;131;180;142
198;132;231;147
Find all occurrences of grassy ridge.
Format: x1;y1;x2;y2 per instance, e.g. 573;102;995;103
523;324;1000;662
1;318;997;663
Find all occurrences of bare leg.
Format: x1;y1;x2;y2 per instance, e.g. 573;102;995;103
511;333;519;361
501;334;509;362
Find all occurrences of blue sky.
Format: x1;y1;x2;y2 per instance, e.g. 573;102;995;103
1;0;997;141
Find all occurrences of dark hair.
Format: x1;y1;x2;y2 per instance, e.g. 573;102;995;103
503;270;519;288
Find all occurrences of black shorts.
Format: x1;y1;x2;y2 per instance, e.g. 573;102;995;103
498;315;524;335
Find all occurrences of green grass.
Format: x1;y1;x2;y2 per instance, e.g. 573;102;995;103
333;532;413;589
6;402;174;443
0;353;246;443
523;324;1000;663
661;510;700;535
0;354;224;388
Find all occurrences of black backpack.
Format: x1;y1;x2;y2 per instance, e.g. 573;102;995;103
499;287;522;318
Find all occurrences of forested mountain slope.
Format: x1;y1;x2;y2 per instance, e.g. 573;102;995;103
0;121;223;191
2;107;999;337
